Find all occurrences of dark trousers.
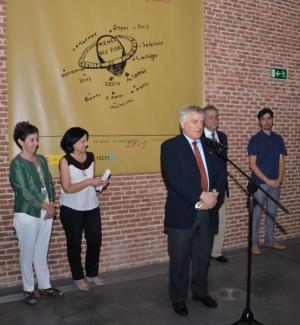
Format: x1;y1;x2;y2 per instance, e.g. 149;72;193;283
60;205;102;280
167;210;214;304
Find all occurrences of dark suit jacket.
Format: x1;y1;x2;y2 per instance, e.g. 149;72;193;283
161;134;225;230
204;130;229;197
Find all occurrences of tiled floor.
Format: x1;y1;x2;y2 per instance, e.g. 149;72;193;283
0;237;299;325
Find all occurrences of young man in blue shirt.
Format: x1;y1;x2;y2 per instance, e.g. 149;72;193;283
248;107;287;255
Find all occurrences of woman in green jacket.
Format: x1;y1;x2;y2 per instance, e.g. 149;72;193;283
9;121;63;305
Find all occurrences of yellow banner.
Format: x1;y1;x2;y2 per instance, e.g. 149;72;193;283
8;0;204;177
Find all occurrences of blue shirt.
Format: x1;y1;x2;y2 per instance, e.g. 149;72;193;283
247;131;287;184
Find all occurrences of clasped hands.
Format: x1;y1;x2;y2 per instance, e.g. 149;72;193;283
44;201;56;219
196;189;218;210
266;178;282;188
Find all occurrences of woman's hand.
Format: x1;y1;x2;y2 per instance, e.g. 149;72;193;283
90;177;102;187
44;201;56;219
100;179;109;188
95;179;110;197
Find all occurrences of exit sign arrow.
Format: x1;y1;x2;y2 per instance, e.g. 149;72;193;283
270;67;288;80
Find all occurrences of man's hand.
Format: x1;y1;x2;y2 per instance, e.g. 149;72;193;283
267;179;281;188
199;202;209;210
199;190;218;209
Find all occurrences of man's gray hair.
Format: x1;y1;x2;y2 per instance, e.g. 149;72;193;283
179;105;203;122
203;105;218;117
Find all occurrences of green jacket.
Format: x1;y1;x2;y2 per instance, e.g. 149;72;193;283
9;154;55;218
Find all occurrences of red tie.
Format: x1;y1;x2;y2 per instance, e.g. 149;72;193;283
192;141;208;191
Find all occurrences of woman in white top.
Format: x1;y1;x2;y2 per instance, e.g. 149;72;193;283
59;127;109;291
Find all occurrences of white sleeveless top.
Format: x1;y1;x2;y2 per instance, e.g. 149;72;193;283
60;152;99;211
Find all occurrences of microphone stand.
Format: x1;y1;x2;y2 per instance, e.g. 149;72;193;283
208;142;289;325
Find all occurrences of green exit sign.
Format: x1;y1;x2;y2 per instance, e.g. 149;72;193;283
270;67;288;80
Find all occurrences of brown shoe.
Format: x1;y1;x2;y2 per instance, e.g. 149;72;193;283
24;291;38;306
265;242;287;251
38;287;64;298
252;244;261;255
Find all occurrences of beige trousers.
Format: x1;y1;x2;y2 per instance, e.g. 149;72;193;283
211;198;227;258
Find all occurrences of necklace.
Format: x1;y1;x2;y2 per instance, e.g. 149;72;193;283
71;152;87;176
81;162;87;176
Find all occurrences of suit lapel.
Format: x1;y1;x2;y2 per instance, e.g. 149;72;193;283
179;135;199;172
179;135;195;158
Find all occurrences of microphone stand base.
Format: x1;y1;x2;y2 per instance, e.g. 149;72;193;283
231;309;263;325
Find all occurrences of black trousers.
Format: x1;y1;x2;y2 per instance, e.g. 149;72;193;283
60;205;102;280
167;210;214;304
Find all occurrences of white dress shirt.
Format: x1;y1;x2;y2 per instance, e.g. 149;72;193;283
204;127;220;142
183;133;210;189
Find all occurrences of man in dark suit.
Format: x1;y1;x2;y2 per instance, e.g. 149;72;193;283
203;105;229;264
161;106;225;316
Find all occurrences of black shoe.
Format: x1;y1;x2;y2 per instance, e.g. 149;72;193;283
215;255;229;263
173;301;189;316
193;296;218;308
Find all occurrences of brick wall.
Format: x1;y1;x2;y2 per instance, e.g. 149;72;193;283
1;0;300;288
204;0;300;248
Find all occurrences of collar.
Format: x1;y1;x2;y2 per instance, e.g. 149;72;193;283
260;130;273;137
183;133;199;145
204;127;216;138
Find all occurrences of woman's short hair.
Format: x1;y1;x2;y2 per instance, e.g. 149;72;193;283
60;127;89;153
13;121;39;149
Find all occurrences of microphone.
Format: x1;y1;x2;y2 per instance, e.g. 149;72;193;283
205;137;228;150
